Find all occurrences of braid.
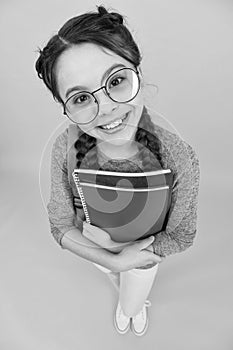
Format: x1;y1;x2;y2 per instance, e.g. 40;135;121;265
135;106;164;171
74;131;100;169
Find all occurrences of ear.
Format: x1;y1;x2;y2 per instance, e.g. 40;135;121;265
137;66;145;90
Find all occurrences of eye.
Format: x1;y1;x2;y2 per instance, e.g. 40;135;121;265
71;93;91;105
109;76;125;88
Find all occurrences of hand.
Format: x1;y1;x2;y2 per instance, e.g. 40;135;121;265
82;222;130;253
135;243;159;270
113;236;162;272
73;196;83;209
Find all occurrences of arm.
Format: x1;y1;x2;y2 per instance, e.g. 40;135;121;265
61;228;118;271
81;221;131;253
46;131;118;271
71;139;200;262
81;222;159;269
151;141;201;257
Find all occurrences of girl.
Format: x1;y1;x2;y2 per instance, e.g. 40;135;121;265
35;5;200;337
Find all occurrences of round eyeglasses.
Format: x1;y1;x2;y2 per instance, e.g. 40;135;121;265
63;67;140;125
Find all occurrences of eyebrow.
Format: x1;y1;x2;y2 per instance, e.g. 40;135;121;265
65;63;126;99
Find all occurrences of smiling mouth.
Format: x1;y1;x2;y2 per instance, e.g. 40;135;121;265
98;112;129;130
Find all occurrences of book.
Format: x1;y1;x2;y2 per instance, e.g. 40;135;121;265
72;168;173;243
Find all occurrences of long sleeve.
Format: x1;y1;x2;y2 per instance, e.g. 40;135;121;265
152;135;201;258
46;129;81;248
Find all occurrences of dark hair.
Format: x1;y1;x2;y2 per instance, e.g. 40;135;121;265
35;5;164;171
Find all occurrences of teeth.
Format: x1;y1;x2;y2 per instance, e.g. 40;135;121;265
102;118;123;130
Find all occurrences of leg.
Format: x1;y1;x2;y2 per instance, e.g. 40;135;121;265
119;264;159;317
92;262;120;292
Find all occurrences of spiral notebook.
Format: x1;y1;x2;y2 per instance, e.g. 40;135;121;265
72;168;173;243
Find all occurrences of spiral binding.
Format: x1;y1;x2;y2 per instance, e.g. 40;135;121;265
72;171;91;224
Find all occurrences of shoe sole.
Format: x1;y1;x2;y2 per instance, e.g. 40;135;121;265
131;319;149;336
113;312;131;334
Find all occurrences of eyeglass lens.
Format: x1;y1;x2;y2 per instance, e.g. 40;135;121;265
64;68;139;124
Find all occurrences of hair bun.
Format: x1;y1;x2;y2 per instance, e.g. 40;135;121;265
97;5;108;16
97;6;123;25
109;12;123;25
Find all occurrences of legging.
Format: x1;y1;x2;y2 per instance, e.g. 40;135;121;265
92;262;159;317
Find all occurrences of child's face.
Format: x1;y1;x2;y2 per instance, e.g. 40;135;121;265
55;43;144;147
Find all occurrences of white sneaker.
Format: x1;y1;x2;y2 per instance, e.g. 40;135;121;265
131;300;152;336
114;301;131;334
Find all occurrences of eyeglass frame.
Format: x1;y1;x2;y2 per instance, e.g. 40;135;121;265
62;66;141;125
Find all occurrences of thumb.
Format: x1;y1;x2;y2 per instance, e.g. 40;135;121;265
137;236;155;250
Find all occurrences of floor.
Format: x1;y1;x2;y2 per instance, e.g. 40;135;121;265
0;167;232;350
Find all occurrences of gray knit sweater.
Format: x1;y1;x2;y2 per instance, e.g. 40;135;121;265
47;122;200;258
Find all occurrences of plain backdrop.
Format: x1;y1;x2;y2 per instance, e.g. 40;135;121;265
0;0;233;349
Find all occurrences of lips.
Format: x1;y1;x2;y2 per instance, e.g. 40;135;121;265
97;112;130;134
98;112;129;129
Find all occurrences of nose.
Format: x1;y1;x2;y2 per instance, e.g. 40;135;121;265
95;88;118;116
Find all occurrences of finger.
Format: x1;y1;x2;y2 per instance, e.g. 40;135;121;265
137;236;155;250
135;262;158;269
74;198;82;204
144;244;154;253
83;221;90;228
151;252;162;263
83;223;111;241
82;223;94;237
82;227;92;238
73;197;83;208
83;222;96;234
82;224;112;248
83;229;101;245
